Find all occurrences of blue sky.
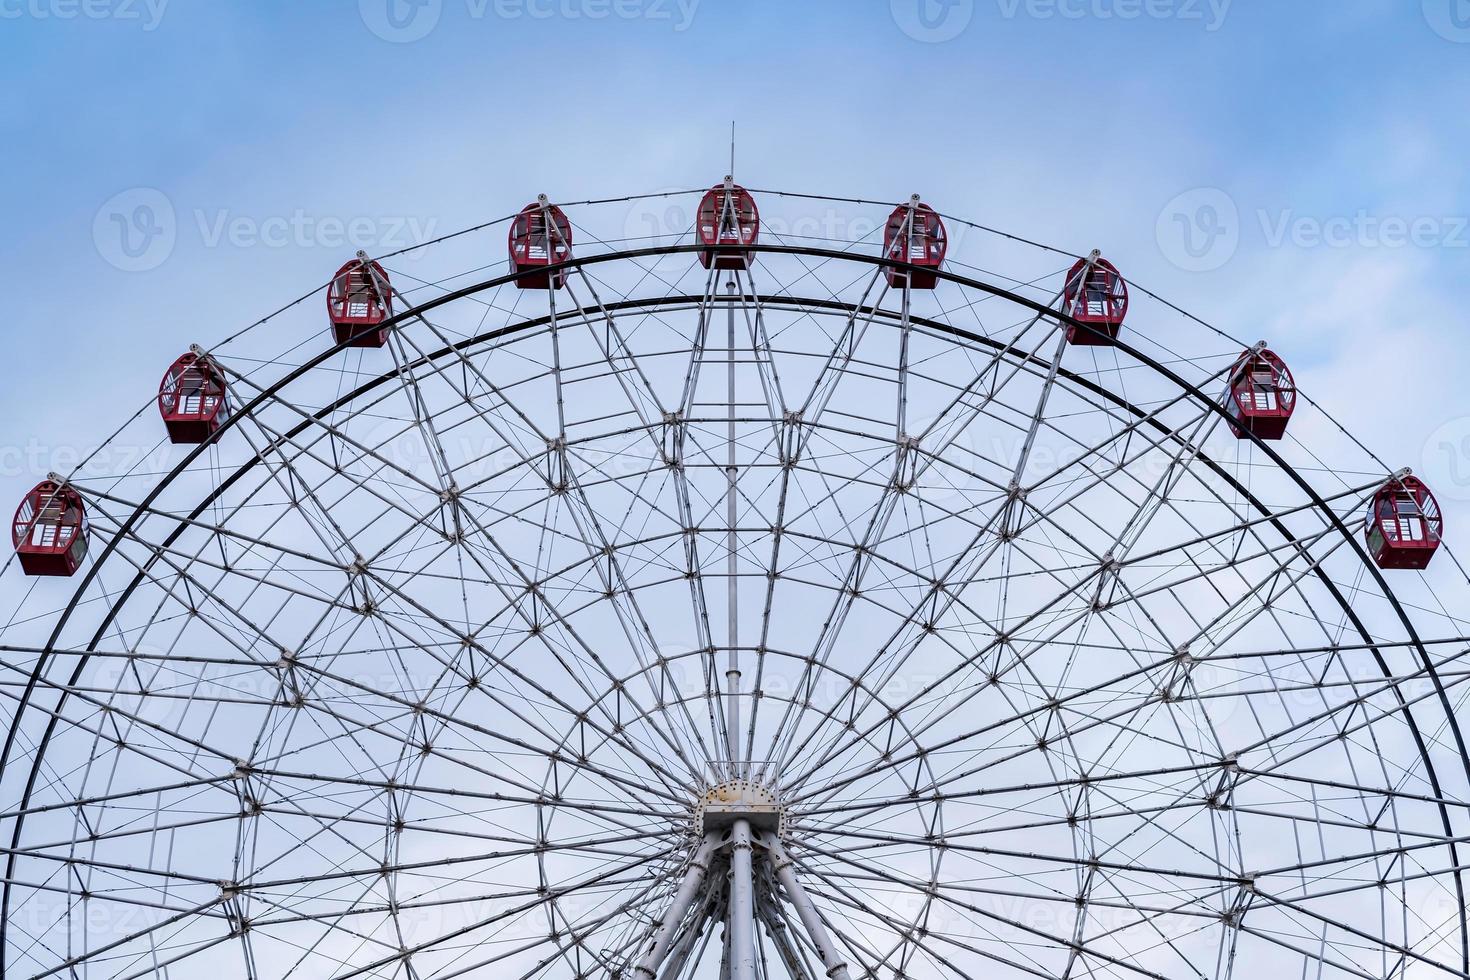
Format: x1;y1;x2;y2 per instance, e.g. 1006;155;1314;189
2;0;1468;508
2;6;1470;973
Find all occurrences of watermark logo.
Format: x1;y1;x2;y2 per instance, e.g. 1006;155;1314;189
1423;0;1470;42
891;0;975;42
0;0;169;30
1419;885;1467;943
622;189;698;275
1422;416;1470;502
93;187;176;272
360;0;442;42
1156;188;1239;272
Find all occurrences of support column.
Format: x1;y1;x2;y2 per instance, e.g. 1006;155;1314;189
758;898;818;980
634;832;722;980
727;820;758;980
762;832;853;980
661;892;719;980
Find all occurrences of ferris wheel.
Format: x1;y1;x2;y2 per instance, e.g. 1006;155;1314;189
1;180;1468;980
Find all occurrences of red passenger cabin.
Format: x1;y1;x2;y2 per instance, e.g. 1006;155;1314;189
1366;475;1442;570
1062;253;1129;346
158;352;229;444
327;255;393;348
1226;348;1295;441
12;481;88;577
508;197;572;289
697;180;759;270
883;196;947;289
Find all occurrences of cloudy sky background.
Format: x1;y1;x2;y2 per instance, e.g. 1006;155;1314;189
0;4;1468;973
1;0;1468;516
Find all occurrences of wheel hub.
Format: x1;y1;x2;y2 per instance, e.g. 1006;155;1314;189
693;779;786;837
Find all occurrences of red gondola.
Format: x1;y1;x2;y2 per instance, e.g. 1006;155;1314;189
1062;253;1129;346
12;481;88;577
1226;348;1295;441
697;179;759;270
1366;475;1442;570
327;255;393;348
158;352;230;444
883;196;947;289
508;197;572;289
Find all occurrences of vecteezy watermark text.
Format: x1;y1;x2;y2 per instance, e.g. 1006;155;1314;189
359;0;698;43
1157;188;1470;271
994;0;1230;30
892;0;1229;42
93;188;440;272
193;210;440;251
0;0;167;29
1257;210;1470;250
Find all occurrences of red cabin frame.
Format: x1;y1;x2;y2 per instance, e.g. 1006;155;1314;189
1062;255;1129;346
883;198;947;289
1226;348;1296;441
1366;475;1442;570
12;481;88;577
327;256;393;348
697;181;759;270
159;352;230;444
508;198;573;290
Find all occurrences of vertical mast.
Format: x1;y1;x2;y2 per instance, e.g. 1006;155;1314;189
725;276;742;775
